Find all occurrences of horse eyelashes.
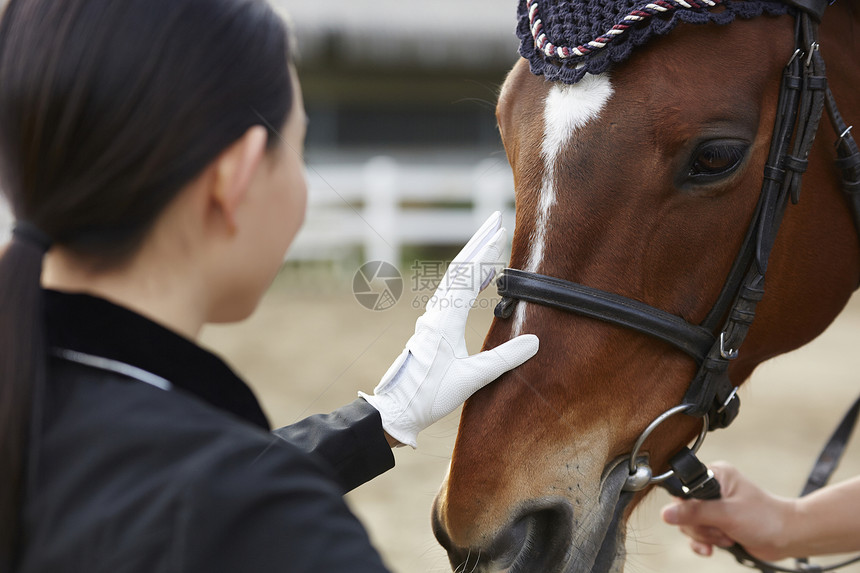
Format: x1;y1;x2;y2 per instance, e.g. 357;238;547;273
687;140;749;181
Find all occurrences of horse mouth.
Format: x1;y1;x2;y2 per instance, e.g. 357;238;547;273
564;458;635;573
435;458;635;573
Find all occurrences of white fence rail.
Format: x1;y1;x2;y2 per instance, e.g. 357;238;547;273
0;196;11;244
290;156;516;263
0;157;518;264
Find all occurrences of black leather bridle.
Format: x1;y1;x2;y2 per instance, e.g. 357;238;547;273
493;1;860;571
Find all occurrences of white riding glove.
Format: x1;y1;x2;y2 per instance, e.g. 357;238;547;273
359;212;539;448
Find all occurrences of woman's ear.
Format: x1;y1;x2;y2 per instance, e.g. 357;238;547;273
210;125;269;232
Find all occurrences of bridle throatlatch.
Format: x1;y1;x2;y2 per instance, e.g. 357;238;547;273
495;0;860;571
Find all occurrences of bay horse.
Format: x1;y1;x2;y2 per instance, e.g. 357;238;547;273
431;0;860;571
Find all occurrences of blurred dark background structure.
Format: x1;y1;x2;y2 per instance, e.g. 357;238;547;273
278;0;518;155
269;0;521;266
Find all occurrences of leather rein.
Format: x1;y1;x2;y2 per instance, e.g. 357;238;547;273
493;1;860;571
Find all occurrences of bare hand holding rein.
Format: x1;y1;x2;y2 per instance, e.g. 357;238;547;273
662;462;860;561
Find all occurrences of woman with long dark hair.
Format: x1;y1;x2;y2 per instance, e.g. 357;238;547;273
0;1;539;570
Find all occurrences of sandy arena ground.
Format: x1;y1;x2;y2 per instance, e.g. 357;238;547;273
201;268;860;573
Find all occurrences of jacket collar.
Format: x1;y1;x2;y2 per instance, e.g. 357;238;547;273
44;289;270;430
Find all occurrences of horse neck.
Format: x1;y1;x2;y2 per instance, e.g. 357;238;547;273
822;1;859;98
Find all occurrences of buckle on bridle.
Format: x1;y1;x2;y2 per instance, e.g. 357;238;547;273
719;331;739;360
681;468;716;497
787;48;804;66
805;42;819;67
836;125;854;146
717;386;740;415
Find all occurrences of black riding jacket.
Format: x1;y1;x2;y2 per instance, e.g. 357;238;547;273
17;290;395;573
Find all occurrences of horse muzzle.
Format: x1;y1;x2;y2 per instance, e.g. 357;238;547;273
432;459;635;573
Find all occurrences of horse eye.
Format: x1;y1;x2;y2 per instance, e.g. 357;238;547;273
686;140;749;183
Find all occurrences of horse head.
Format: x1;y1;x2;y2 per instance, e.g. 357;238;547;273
433;1;859;571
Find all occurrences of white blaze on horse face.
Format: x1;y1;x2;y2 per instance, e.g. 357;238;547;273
513;73;614;335
528;73;614;272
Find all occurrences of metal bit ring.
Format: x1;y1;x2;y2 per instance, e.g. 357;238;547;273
624;404;709;490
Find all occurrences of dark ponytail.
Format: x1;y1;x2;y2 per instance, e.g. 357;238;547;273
0;0;294;564
0;228;51;569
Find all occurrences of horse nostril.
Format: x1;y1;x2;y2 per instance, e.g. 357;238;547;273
434;503;573;572
500;506;573;571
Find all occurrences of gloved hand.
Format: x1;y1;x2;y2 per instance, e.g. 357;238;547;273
359;212;539;448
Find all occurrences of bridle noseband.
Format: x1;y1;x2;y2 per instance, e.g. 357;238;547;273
494;0;860;570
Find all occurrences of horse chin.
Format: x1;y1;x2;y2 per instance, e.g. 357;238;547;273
564;458;635;573
435;459;635;573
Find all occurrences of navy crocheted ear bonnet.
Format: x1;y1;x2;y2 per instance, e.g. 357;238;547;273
518;0;790;84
